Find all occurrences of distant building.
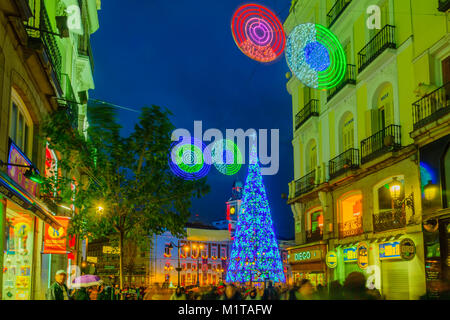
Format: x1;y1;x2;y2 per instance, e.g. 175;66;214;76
150;222;231;287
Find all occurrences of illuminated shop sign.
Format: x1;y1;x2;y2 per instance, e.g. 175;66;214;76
7;140;38;196
326;251;337;269
289;247;323;263
379;241;401;260
343;247;357;262
357;242;369;269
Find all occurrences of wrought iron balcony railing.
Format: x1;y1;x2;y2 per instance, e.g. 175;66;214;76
306;229;323;243
327;0;352;28
59;74;79;129
327;64;356;101
24;0;62;92
329;148;360;180
295;99;319;130
412;82;450;131
339;216;363;238
294;170;316;197
358;25;396;73
372;209;406;233
78;41;95;74
360;124;401;164
438;0;450;12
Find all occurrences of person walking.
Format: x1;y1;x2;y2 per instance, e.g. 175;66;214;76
343;272;376;300
72;287;90;300
170;287;187;300
295;279;316;300
46;270;70;300
262;281;279;300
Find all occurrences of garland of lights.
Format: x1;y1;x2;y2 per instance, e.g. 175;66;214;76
226;146;285;284
286;23;347;90
210;139;243;176
168;137;211;180
231;3;285;63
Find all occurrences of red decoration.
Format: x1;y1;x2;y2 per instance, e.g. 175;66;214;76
231;3;285;63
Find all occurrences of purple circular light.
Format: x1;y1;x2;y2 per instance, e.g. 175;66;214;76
246;18;273;47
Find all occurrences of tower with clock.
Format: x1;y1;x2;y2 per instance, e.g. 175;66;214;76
226;180;243;239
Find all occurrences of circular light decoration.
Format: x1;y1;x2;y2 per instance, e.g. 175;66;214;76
231;3;286;63
168;137;211;180
210;139;242;176
285;23;347;90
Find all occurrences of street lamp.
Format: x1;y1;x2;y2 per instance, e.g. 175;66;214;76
192;243;204;287
389;177;415;222
168;241;187;288
0;160;44;184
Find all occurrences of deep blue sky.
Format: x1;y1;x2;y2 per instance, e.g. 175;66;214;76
90;0;294;239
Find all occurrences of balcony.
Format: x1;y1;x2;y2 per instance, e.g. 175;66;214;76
360;124;401;164
412;82;450;131
358;25;396;73
327;64;356;102
373;209;406;233
24;0;62;94
58;74;79;129
327;0;352;28
295;99;319;131
329;148;360;180
339;216;363;238
294;170;316;197
306;229;323;243
438;0;450;12
78;41;95;74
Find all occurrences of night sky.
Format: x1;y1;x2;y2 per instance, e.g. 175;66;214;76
90;0;294;239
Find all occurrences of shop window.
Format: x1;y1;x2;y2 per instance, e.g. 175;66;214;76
338;191;363;238
2;201;35;300
9;89;33;157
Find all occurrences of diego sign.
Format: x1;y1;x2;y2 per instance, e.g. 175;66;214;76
400;238;416;260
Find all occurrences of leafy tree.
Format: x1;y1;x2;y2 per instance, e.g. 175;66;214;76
41;103;209;292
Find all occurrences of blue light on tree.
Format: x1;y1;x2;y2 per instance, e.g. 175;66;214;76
226;146;285;284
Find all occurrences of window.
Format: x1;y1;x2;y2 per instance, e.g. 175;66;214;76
375;83;394;132
211;246;218;259
311;211;324;233
9;90;32;156
341;113;354;152
164;243;172;257
305;139;317;173
338;191;363;237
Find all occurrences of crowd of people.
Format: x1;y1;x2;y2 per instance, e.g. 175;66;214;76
46;270;450;300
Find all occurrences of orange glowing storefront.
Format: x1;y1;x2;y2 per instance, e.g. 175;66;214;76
287;243;328;287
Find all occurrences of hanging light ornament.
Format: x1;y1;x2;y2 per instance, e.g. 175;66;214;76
285;23;347;90
231;3;286;63
168;137;211;180
209;139;243;176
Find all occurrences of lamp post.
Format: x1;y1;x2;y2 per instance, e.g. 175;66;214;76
192;243;204;287
389;177;415;223
168;241;188;288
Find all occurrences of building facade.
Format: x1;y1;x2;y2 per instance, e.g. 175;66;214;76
150;223;231;287
285;0;449;299
0;0;99;300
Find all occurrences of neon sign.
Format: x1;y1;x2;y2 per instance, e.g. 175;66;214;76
343;247;357;262
379;241;401;260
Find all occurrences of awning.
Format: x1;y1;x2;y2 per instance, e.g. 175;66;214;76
0;170;62;229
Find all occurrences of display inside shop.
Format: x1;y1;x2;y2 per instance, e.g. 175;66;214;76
2;206;34;300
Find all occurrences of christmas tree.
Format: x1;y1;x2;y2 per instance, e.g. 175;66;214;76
226;146;285;284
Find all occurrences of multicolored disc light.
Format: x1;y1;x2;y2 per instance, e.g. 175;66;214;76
168;137;211;180
285;23;347;90
210;139;243;176
231;3;285;63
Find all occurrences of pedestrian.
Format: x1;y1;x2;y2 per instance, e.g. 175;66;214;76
328;280;344;300
220;284;242;300
245;288;261;300
202;285;218;300
316;284;328;300
343;272;375;300
262;281;279;300
72;287;90;300
97;283;113;300
296;279;316;300
46;270;70;300
170;286;187;300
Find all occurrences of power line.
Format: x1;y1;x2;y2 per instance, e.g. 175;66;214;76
88;98;140;114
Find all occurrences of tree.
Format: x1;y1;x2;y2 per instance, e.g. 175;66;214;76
41;103;209;293
226;146;285;284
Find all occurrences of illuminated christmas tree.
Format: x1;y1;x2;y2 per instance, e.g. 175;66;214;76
226;146;285;284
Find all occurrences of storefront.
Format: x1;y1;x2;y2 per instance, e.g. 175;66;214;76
288;244;327;287
332;243;365;284
0;140;61;300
